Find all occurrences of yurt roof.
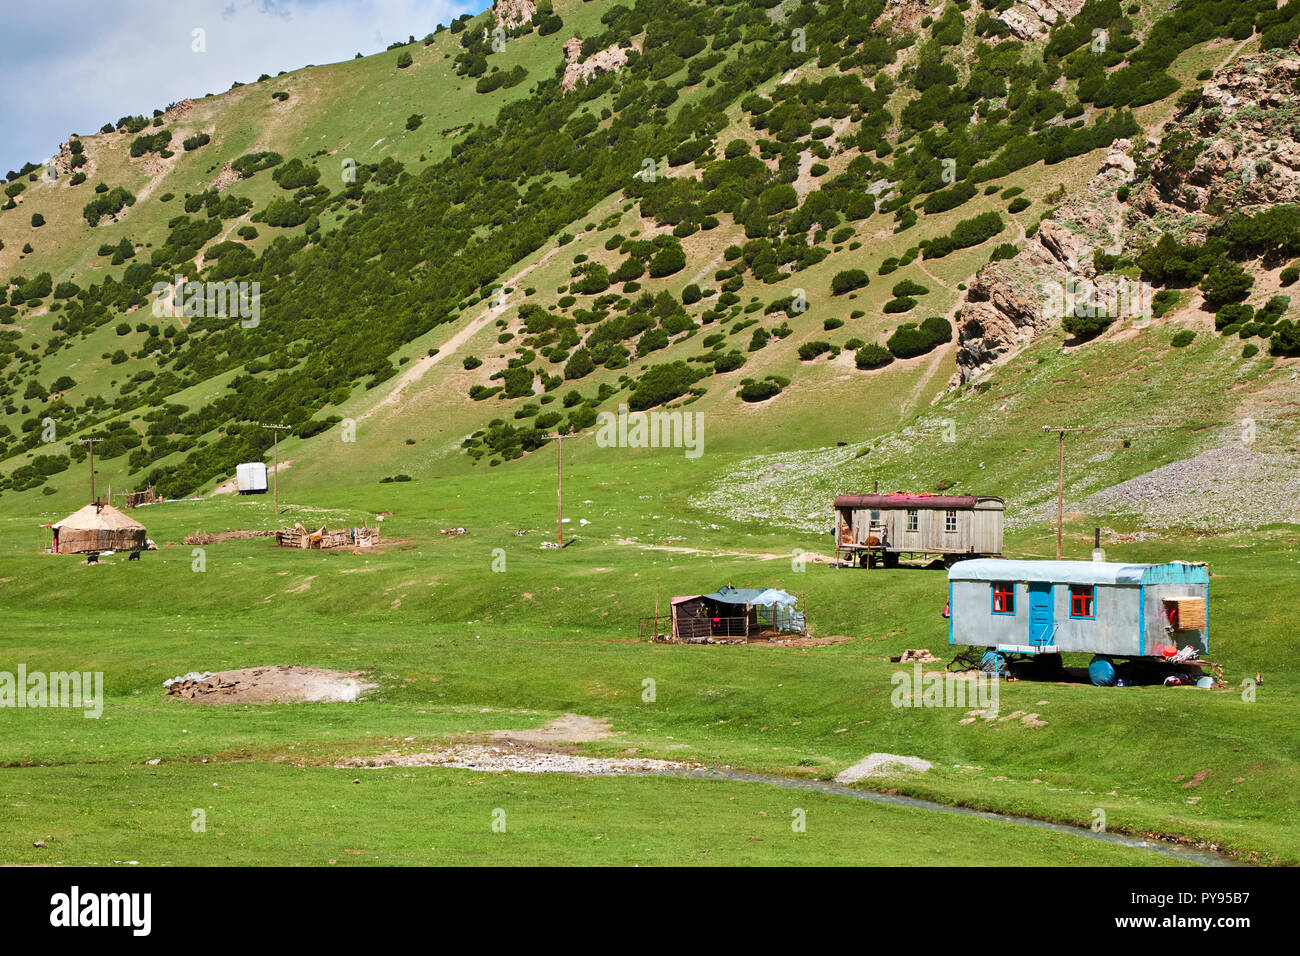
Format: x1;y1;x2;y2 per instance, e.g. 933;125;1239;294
52;503;146;532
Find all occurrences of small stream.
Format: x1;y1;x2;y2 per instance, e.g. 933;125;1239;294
651;766;1240;867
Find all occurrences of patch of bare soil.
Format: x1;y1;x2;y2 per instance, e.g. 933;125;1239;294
336;713;698;776
748;634;853;649
166;665;375;705
342;742;696;776
487;712;613;745
212;161;238;192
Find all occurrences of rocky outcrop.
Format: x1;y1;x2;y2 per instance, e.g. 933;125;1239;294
875;0;937;36
953;141;1136;384
561;38;630;93
997;0;1085;41
163;99;194;123
1130;45;1300;244
955;40;1300;385
493;0;536;32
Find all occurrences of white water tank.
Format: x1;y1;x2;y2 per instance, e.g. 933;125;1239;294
236;462;268;494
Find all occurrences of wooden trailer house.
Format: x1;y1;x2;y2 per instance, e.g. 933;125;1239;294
833;493;1005;567
947;559;1211;685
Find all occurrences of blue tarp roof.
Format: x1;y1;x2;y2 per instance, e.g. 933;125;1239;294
704;586;799;606
947;559;1206;586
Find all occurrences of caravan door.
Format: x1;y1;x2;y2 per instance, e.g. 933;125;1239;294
1028;583;1054;646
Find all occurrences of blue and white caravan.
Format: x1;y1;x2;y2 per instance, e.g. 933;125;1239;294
947;559;1210;685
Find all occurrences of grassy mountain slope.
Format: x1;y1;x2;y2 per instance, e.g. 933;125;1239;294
4;0;1298;514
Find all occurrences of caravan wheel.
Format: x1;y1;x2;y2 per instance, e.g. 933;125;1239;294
1088;655;1118;687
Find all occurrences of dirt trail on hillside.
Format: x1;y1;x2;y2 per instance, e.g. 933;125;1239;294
357;248;560;423
209;458;294;496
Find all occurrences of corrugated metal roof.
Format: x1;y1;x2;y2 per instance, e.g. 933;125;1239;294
834;493;1003;510
948;558;1153;585
704;586;799;606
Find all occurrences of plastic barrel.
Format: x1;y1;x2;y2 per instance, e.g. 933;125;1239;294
981;650;1007;677
1088;655;1118;687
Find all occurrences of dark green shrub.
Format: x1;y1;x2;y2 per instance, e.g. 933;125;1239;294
738;379;782;402
1062;311;1115;341
831;269;869;295
855;343;893;369
797;340;832;360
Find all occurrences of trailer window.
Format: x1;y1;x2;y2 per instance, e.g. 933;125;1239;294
906;509;918;531
1070;585;1095;619
991;582;1015;614
870;509;881;526
944;509;958;532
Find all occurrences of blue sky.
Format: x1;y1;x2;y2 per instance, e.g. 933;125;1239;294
1;0;488;175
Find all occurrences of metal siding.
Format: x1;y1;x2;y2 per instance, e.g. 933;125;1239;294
1140;581;1210;655
1051;584;1142;656
1138;585;1145;657
951;579;1023;648
948;579;954;645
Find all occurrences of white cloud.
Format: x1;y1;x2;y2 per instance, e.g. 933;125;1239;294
2;0;483;172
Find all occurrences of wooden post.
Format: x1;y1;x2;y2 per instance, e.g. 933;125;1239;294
555;433;564;547
1056;428;1064;560
81;437;103;505
260;424;290;514
1041;426;1090;560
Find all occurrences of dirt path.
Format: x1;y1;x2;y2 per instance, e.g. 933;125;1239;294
900;341;954;416
614;537;836;563
356;247;559;424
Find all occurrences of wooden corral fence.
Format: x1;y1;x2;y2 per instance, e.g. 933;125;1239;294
275;523;381;549
115;486;158;509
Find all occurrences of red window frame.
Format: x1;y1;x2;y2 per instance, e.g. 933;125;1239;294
1070;585;1095;619
992;582;1015;614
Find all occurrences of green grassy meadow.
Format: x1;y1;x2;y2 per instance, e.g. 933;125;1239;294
1;443;1295;866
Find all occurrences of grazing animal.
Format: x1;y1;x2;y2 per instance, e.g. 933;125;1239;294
128;551;141;561
86;554;98;565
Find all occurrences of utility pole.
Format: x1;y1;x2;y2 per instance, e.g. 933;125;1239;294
260;424;290;514
81;437;103;506
555;432;565;547
1041;425;1091;559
